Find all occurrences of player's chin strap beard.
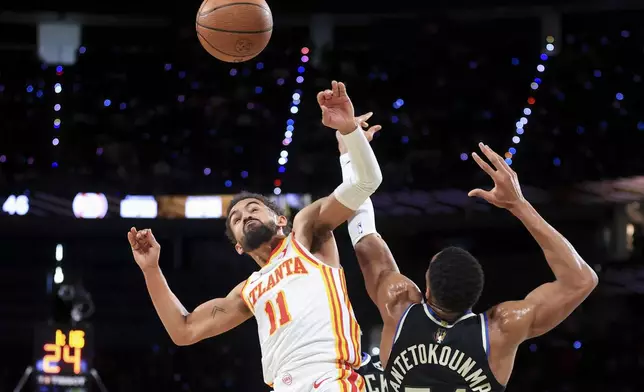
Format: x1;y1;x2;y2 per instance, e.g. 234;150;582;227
242;220;278;253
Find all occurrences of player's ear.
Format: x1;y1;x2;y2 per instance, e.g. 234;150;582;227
235;243;244;255
276;215;288;228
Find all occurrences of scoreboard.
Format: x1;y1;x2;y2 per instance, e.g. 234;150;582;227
33;324;94;391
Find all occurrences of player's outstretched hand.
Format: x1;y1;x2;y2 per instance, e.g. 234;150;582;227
336;112;382;154
128;227;161;272
317;80;358;134
468;143;526;210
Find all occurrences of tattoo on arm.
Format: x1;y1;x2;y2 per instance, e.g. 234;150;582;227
211;305;226;318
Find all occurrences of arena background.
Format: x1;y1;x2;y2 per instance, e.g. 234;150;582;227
1;0;644;390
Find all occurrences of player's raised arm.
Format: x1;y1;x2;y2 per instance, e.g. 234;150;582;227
468;143;598;345
292;81;382;250
335;130;423;367
129;228;252;346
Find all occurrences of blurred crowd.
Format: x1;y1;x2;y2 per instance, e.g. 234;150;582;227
2;12;644;196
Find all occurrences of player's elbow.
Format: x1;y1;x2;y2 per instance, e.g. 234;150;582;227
566;265;598;299
352;175;382;201
170;332;193;346
580;266;599;292
334;174;382;212
171;320;199;346
357;166;383;194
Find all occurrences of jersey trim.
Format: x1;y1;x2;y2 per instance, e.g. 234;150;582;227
480;313;491;358
292;233;342;269
360;352;371;367
338;367;364;392
292;236;361;370
393;303;415;344
422;303;476;328
324;267;351;362
240;276;255;314
339;269;362;368
260;235;290;272
290;234;321;267
291;242;347;375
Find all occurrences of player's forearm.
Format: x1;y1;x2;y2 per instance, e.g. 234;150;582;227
510;201;598;288
142;267;192;345
333;128;383;210
340;153;379;246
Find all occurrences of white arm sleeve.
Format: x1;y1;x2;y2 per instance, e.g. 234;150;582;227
333;127;383;210
340;153;379;246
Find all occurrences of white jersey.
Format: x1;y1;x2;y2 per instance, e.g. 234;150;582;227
241;233;362;387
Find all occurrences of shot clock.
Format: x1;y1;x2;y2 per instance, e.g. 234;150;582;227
33;324;94;391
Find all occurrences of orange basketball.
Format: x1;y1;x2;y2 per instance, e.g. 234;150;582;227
196;0;273;63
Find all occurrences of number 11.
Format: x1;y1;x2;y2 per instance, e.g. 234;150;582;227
264;290;292;335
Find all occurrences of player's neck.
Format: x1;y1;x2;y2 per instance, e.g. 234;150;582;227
427;301;462;323
249;235;286;268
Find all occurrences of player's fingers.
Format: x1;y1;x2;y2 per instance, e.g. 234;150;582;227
487;144;514;173
316;91;325;106
127;231;137;247
468;188;490;199
356;112;373;124
338;82;347;97
320;105;329;125
479;143;507;173
147;230;160;248
331;80;339;97
366;125;382;139
129;237;142;251
320;90;332;103
471;152;496;178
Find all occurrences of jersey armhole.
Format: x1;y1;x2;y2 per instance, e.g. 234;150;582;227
239;277;255;315
480;313;491;358
393;303;415;345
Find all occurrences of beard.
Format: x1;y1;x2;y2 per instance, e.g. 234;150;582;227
241;219;278;252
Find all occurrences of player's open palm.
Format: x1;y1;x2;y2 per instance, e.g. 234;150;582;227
336;112;382;154
468;143;525;210
317;80;357;133
128;227;161;272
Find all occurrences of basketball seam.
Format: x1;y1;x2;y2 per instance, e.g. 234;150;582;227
198;2;271;17
196;22;272;34
196;31;253;58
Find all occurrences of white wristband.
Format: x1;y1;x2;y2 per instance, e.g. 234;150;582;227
348;197;378;246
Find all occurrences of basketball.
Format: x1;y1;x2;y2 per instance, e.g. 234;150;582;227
196;0;273;63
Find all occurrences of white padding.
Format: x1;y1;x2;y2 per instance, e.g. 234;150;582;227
333;128;382;210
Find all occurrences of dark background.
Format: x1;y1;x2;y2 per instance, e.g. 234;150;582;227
1;0;644;391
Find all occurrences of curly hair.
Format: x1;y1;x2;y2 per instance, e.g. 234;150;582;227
224;192;290;244
426;246;485;314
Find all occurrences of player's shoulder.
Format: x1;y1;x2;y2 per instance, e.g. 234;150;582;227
484;301;529;327
484;300;535;342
